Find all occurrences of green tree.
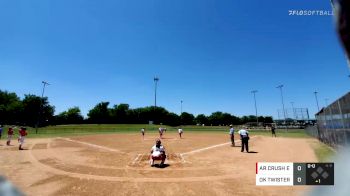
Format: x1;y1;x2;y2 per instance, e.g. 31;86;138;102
57;107;84;124
208;111;224;125
0;90;22;125
264;116;274;123
195;114;208;125
221;113;233;125
87;102;111;124
22;94;55;127
165;112;181;126
111;104;130;123
180;112;195;125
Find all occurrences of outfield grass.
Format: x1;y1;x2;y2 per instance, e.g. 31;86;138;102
312;141;336;162
2;124;335;161
249;129;312;138
2;124;309;138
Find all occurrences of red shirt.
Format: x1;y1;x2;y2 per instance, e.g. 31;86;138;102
8;128;14;135
19;129;27;137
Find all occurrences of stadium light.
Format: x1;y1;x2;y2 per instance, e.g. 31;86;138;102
251;90;258;127
276;85;287;131
153;76;159;124
314;91;320;112
154;76;159;108
36;81;50;134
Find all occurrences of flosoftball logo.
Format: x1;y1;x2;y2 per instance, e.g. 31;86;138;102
288;10;333;16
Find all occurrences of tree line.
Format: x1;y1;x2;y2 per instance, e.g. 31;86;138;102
0;90;273;127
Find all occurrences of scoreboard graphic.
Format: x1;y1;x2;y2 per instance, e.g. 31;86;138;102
256;162;334;186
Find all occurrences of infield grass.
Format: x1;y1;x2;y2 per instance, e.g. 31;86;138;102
2;124;335;161
2;124;310;138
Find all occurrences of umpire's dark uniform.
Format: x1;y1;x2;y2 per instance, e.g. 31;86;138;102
238;128;249;152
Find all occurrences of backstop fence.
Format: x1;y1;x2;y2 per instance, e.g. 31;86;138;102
305;92;350;147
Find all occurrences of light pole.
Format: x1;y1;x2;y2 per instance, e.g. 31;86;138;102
36;81;50;134
276;85;287;131
180;100;183;115
251;90;258;127
153;76;159;124
314;91;320;112
180;100;183;125
290;101;295;120
154;76;159;108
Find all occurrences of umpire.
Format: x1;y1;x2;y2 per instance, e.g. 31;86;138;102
238;127;249;153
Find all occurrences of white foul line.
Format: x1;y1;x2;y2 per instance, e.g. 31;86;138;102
56;137;125;154
132;154;142;165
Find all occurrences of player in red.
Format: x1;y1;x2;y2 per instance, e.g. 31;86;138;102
18;127;27;150
7;126;14;146
17;127;21;143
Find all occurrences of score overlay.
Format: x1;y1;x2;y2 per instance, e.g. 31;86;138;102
256;162;334;186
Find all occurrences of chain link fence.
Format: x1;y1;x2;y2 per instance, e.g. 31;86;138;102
277;108;310;121
306;92;350;147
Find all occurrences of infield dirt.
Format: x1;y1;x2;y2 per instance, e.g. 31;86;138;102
0;132;319;196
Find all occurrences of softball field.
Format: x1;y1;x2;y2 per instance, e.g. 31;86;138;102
0;132;320;196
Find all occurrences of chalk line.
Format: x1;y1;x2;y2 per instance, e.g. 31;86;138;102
56;137;125;154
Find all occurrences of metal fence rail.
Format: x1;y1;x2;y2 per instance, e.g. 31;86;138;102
310;92;350;147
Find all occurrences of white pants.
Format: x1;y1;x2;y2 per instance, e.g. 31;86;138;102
19;136;25;145
7;135;13;141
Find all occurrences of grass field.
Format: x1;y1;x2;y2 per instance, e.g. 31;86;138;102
0;124;337;195
4;124;312;138
3;124;335;161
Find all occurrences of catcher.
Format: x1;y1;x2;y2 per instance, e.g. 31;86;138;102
149;139;166;167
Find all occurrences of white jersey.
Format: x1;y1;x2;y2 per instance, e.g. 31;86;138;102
238;129;249;138
229;128;235;135
141;128;145;133
178;128;183;133
151;145;165;153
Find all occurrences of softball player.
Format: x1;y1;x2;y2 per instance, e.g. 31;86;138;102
229;125;235;146
158;127;164;138
7;127;14;146
141;128;145;139
178;128;183;138
150;139;166;167
18;127;27;150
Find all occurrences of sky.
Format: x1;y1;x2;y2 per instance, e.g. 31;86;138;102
0;0;349;119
